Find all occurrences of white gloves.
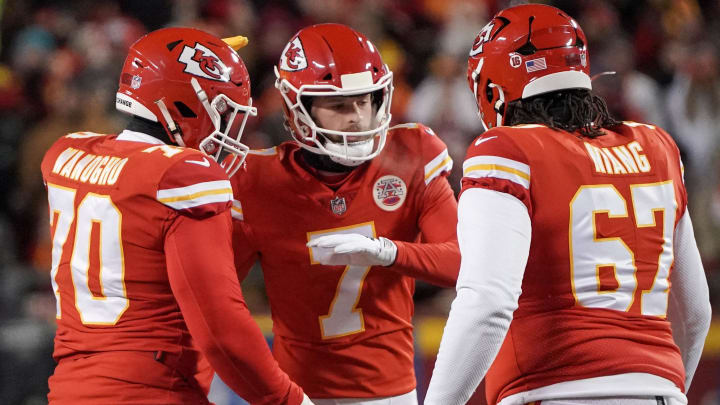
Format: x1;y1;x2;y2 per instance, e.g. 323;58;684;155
306;234;397;267
300;394;316;405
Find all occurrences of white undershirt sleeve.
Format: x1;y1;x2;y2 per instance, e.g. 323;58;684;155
424;188;532;405
667;210;712;391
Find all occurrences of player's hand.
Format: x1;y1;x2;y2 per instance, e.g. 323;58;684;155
307;234;397;267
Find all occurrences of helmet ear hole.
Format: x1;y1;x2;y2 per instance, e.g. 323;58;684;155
371;89;384;111
174;102;197;118
300;95;313;115
485;80;494;103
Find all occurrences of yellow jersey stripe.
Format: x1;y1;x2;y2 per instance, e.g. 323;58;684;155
157;188;233;203
463;164;531;181
425;156;453;181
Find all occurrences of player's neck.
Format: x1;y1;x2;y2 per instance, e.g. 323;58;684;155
298;149;354;188
125;116;173;145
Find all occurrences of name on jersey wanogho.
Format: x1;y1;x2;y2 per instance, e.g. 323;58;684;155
51;147;129;186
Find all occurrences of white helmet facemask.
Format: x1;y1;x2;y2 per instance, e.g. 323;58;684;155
155;77;257;177
322;135;375;167
275;66;394;165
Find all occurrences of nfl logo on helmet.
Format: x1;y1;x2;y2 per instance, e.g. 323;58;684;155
131;75;142;89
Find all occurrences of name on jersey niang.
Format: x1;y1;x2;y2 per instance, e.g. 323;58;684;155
584;141;651;175
51;147;128;185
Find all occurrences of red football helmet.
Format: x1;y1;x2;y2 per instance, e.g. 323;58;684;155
467;4;591;130
274;23;393;166
116;27;256;176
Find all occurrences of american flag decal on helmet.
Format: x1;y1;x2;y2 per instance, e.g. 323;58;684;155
525;57;547;73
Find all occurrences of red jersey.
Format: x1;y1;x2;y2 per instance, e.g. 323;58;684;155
460;123;687;403
231;123;459;398
42;130;304;405
42;131;231;360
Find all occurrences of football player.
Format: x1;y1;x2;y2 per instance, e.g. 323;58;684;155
425;4;711;405
42;27;312;405
229;23;460;405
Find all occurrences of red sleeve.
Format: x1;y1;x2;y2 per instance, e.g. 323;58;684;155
192;354;215;395
156;153;233;219
233;219;259;282
165;211;304;405
460;127;533;214
390;175;460;287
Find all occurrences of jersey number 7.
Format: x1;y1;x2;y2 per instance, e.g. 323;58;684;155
308;222;376;339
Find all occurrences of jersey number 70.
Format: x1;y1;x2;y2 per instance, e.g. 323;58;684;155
48;184;129;325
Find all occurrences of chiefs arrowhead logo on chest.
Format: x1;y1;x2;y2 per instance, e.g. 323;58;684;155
178;43;230;81
373;175;407;212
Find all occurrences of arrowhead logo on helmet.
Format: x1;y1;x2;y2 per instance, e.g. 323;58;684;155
279;37;307;71
466;4;592;131
274;24;394;166
116;28;257;177
178;43;230;81
470;22;495;57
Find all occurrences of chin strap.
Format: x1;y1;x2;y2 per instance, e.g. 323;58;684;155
155;98;185;146
489;82;505;128
473;57;506;130
591;70;616;81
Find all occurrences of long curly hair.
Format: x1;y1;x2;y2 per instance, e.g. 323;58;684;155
504;89;621;138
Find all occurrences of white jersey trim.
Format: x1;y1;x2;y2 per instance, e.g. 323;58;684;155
463;155;530;189
231;199;244;220
389;123;420;131
116;130;165;145
157;180;232;210
496;373;686;405
65;131;106;138
424;148;453;185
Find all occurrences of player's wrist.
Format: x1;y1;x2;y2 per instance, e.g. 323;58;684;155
376;237;397;266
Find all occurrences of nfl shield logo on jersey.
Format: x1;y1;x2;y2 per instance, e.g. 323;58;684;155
373;175;407;212
330;196;347;215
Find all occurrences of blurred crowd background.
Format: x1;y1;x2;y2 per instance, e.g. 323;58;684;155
2;0;720;404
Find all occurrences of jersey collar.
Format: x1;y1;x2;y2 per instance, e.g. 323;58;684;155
116;130;165;145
